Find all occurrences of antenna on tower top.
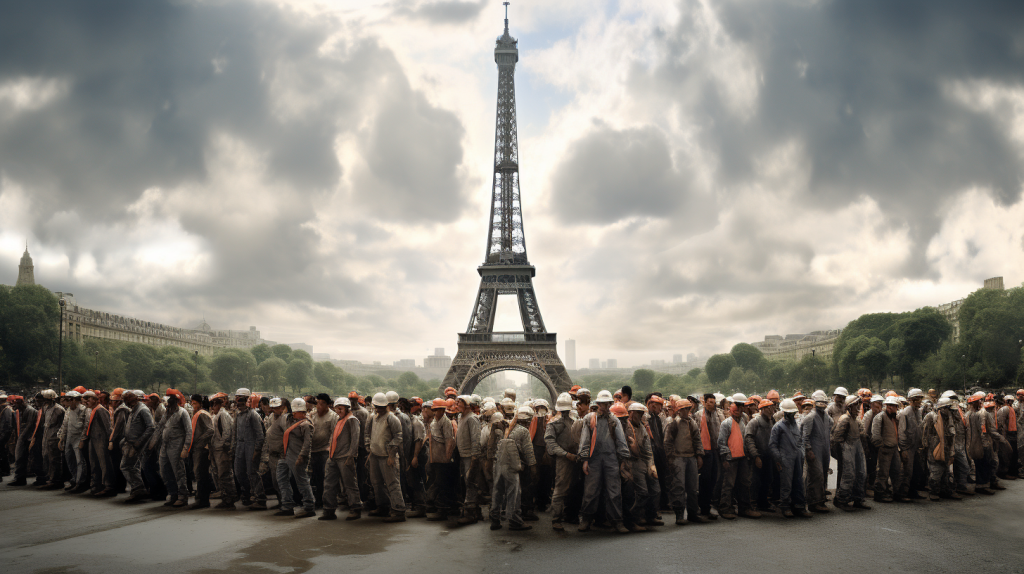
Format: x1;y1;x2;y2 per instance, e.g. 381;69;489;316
503;1;510;31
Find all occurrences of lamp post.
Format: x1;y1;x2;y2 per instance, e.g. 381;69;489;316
58;298;66;395
961;354;967;397
193;351;199;394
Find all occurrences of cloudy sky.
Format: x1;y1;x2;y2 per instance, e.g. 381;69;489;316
2;0;1024;368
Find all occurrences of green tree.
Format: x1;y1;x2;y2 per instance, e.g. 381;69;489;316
731;343;766;376
705;354;737;385
250;343;272;365
271;344;293;363
0;284;60;384
631;369;656;395
687;368;702;378
210;349;257;389
285;359;313;393
257;357;287;393
121;343;157;390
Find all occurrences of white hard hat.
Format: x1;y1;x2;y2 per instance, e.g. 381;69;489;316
811;390;828;403
490;412;504;424
500;398;516;412
1005;395;1015;402
908;388;925;399
731;393;747;404
42;389;57;400
517;406;535;420
457;395;472;405
937;397;953;408
575;387;591;397
423;399;434;409
833;387;849;397
883;396;900;406
844;395;860;407
334;397;351;408
470;394;482;405
972;391;986;400
371;393;388;407
940;390;957;399
504;388;516;398
269;397;283;408
291;398;307;412
714;393;725;402
595;390;614;403
870;394;884;403
385;391;399;404
235;388;251;397
555;392;573;411
82;390;96;398
65;390;81;398
534;399;550;411
628;402;647;412
779;399;798;413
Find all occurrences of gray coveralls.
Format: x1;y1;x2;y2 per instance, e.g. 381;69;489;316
323;414;362;511
366;411;405;514
234;408;266;504
577;412;630;524
544;414;578;524
490;423;536;527
769;415;805;512
801;408;832;506
120;402;155;495
157;407;192;502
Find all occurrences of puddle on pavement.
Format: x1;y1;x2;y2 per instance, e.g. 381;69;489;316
192;520;401;574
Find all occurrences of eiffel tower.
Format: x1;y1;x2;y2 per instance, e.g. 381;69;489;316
440;5;572;401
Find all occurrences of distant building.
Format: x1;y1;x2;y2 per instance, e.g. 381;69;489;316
16;244;34;287
589;358;600;369
393;359;416;369
312;353;331;361
672;354;683;364
935;276;1004;344
687;353;697;362
651;359;666;367
424;348;452;370
287;343;313;354
600;361;607;369
607;359;617;369
751;330;842;363
565;339;576;370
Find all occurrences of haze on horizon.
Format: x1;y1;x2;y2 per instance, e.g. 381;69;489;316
1;0;1023;367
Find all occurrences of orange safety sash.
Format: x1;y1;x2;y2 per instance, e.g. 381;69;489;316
700;411;712;451
993;411;998;431
282;419;305;454
644;421;654;440
957;407;967;428
329;414;351;458
109;409;122;442
32;407;44;439
528;416;538;441
727;419;744;458
86;407;103;437
1009;408;1018;432
588;415;598;458
187;410;210;454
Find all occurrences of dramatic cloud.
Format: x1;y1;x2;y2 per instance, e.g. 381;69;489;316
2;0;1023;368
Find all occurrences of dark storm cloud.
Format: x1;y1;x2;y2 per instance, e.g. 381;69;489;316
550;124;700;224
391;0;488;24
0;0;470;312
639;0;1024;274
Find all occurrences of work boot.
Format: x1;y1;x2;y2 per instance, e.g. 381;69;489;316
522;511;540;521
719;512;737;520
383;511;407;523
907;491;925;499
928;494;940;501
457;511;478;525
793;507;813;518
577;519;591;532
627;523;646;532
274;508;295;516
171;499;187;508
490;520;503;531
551;521;564;531
948;492;963;500
294;509;316;519
810;503;830;513
249;501;267;511
368;507;389;517
691;515;712;524
646;517;665;526
852;500;871;509
405;507;426;518
956;489;975;496
975;487;994;495
613;522;629;534
97;488;118;498
509;523;532;531
834;500;853;511
991;483;1007;491
42;482;64;491
426;511;447;521
215;501;236;510
125;490;150;503
318;509;337;521
740;509;762;519
675;514;688;525
783;509;794;518
8;479;27;487
346;509;362;521
69;483;90;494
163;500;176;507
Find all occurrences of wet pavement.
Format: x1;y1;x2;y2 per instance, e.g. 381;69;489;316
2;476;1023;574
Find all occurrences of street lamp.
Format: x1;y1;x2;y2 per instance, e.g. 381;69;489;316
193;351;199;394
961;354;967;397
58;298;66;395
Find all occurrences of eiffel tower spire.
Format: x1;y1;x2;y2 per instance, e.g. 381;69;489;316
441;6;572;401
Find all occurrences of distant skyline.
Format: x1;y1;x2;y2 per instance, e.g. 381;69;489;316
2;1;1023;367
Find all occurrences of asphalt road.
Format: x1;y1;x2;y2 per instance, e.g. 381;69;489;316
2;475;1023;574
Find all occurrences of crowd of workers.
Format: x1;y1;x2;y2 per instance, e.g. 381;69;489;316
1;383;1020;532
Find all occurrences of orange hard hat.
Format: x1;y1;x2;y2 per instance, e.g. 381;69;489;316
570;385;581;393
792;391;804;399
1016;389;1024;396
767;390;780;401
444;387;457;395
410;397;423;405
74;386;87;393
675;399;693;409
431;399;446;409
647;395;665;405
886;391;899;398
211;392;228;401
967;394;983;404
984;401;996;408
985;393;995;401
348;391;360;400
248;393;262;409
610;403;628;417
758;399;773;409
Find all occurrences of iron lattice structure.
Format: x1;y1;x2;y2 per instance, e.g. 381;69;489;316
440;11;572;401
